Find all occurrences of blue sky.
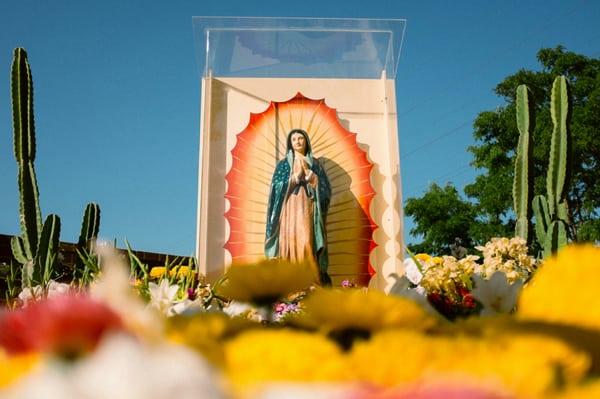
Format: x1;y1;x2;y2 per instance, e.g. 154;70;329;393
1;0;599;256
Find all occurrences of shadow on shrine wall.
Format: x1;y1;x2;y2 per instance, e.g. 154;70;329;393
320;154;376;287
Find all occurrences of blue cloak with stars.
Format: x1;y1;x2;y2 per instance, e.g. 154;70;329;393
264;130;331;275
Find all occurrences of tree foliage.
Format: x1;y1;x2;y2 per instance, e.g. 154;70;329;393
404;183;479;255
406;47;600;253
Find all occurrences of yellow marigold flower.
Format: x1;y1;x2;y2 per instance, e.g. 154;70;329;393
519;245;600;330
0;351;40;388
224;329;347;388
415;253;431;264
168;266;194;279
149;266;166;279
216;259;315;306
167;312;256;367
295;288;437;334
431;256;443;265
348;328;589;397
552;378;600;399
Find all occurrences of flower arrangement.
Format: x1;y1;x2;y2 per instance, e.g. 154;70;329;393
400;237;539;320
475;237;537;282
1;243;600;399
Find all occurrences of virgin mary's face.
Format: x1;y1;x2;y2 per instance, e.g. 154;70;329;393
291;132;307;154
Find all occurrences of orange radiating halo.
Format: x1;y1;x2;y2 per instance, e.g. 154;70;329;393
224;93;377;286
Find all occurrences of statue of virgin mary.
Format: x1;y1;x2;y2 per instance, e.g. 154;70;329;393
265;129;332;284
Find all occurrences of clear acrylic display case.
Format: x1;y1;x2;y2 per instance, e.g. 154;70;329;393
193;17;405;290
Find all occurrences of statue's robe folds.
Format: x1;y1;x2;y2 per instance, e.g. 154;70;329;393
265;150;331;283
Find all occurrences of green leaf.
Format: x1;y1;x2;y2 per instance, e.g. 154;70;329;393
405;246;424;274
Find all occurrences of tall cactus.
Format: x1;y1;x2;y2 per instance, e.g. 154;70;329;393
543;75;570;255
10;48;62;287
513;76;571;256
547;76;570;216
11;48;42;263
513;84;534;241
9;48;101;289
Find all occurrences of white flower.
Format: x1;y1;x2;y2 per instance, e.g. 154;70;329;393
18;280;71;305
223;300;264;322
223;300;254;317
148;279;190;317
8;333;227;399
387;273;437;316
402;258;423;285
170;298;206;316
89;247;162;340
476;237;536;282
471;271;523;316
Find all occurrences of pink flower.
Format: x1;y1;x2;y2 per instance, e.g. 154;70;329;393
348;380;516;399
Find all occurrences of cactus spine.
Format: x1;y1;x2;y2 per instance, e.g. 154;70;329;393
513;84;534;241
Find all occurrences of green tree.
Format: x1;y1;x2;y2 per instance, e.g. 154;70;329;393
405;47;600;252
465;46;600;242
404;183;480;255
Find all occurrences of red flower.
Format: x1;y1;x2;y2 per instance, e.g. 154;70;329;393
0;294;124;357
462;293;477;309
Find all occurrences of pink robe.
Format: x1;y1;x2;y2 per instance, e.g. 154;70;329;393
278;155;320;282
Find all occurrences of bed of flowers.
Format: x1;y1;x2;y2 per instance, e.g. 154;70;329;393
1;239;600;399
3;48;600;399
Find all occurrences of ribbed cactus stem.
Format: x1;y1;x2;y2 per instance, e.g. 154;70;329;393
33;214;61;286
513;84;534;241
10;236;28;265
532;195;550;245
11;48;42;261
544;220;567;258
78;202;101;247
547;75;569;218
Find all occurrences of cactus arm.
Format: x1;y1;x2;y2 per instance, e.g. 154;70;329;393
543;220;568;258
557;201;569;223
10;236;28;265
33;214;61;285
11;48;36;164
11;48;42;259
547;76;569;217
513;84;534;240
78;202;100;246
532;195;550;246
